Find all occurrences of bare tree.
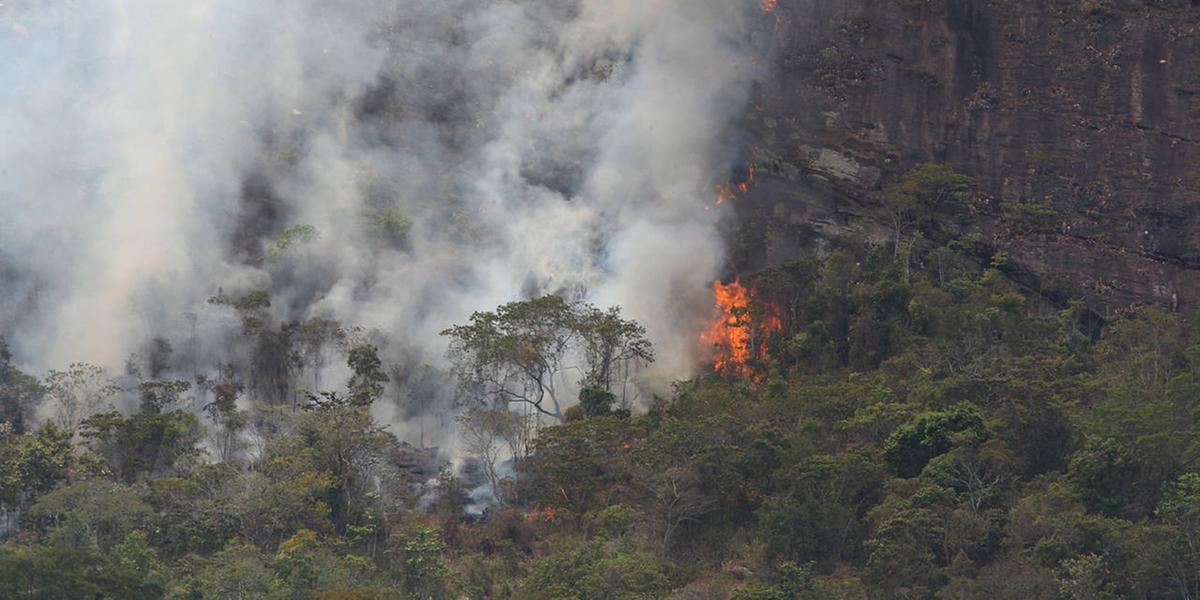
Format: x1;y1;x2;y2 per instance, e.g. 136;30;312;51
43;363;117;438
456;408;521;506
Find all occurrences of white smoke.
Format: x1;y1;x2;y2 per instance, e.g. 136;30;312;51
0;1;764;426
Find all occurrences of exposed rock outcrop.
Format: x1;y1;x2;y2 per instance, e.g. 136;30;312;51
745;0;1200;317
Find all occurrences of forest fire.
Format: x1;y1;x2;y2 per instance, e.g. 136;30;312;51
700;278;781;378
710;164;757;209
759;0;781;31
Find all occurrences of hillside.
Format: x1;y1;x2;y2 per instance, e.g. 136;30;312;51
3;1;1200;599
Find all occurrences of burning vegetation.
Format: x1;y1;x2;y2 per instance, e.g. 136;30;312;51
700;278;781;379
710;163;758;209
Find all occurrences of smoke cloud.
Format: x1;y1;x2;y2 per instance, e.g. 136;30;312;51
0;1;763;435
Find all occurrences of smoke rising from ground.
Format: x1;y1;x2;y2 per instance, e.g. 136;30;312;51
0;1;762;437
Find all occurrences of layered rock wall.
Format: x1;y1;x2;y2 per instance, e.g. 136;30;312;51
748;0;1200;316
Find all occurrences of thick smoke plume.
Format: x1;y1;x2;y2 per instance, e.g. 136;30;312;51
0;1;762;438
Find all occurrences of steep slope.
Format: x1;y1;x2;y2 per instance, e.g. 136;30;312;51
743;0;1200;317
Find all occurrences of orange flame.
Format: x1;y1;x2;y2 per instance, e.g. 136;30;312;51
700;279;781;378
709;164;757;209
759;0;781;32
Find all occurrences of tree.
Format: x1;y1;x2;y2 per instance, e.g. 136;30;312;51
0;544;161;599
1156;473;1200;597
347;344;388;406
392;526;450;599
303;344;389;410
267;406;391;531
881;163;972;276
43;363;117;437
298;318;343;391
203;380;247;463
0;423;75;504
443;296;577;420
519;539;669;600
757;449;885;567
81;385;204;483
197;540;288;600
574;305;653;406
0;339;42;435
27;480;152;551
457;408;521;506
884;403;987;477
442;296;653;421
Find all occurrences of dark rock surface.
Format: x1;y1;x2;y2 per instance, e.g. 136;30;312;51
743;0;1200;317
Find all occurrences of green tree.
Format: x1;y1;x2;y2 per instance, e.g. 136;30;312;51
0;544;161;599
393;526;450;599
442;297;653;420
884;403;987;477
519;539;669;600
347;344;389;407
0;339;42;435
573;304;653;405
1156;473;1200;597
27;480;152;551
80;388;204;483
757;448;885;567
267;406;391;532
198;540;288;600
0;423;75;504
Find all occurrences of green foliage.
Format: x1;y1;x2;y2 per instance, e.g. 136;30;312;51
531;416;645;513
27;480;152;551
0;340;42;435
393;526;450;598
81;405;203;483
347;344;389;406
1001;201;1059;233
882;163;973;249
198;540;288;600
374;209;413;245
579;386;615;417
10;238;1200;600
267;406;391;531
884;403;987;477
305;343;390;410
264;224;320;260
0;544;163;599
519;539;669;600
138;379;191;413
757;449;884;566
443;296;652;419
0;423;74;503
730;562;823;600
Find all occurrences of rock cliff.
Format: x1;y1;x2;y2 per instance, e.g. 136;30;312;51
744;0;1200;318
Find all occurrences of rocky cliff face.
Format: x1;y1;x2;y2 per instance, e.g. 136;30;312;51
744;0;1200;318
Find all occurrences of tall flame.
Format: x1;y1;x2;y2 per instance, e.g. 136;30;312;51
700;278;781;378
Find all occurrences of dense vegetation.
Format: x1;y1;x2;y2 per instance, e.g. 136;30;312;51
6;218;1200;598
